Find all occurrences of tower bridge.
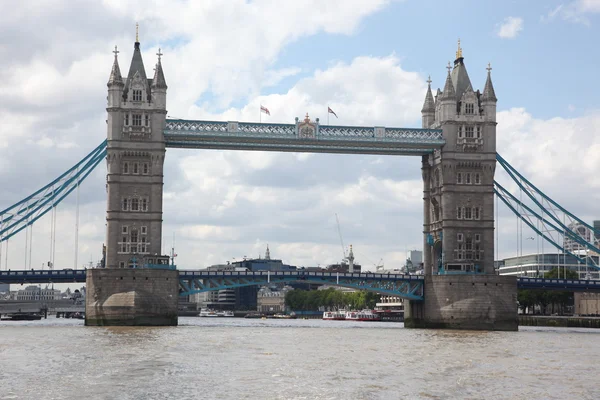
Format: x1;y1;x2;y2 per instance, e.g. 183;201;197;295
2;36;599;329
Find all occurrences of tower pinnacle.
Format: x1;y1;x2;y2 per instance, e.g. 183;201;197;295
482;62;497;102
456;38;463;60
107;45;123;86
136;23;139;43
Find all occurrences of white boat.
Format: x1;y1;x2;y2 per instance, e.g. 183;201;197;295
322;310;346;320
217;310;234;317
344;309;381;321
199;309;218;317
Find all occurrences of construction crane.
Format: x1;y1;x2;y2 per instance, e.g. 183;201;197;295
335;213;346;259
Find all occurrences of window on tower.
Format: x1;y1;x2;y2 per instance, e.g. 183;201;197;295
464;207;472;220
133;114;142;126
124;114;129;126
143;163;149;175
476;126;481;138
133;90;142;102
131;198;139;211
122;198;128;211
457;172;462;184
123;162;129;174
465;103;474;114
141;198;148;212
145;115;149;127
465;126;474;138
475;173;481;185
133;163;139;174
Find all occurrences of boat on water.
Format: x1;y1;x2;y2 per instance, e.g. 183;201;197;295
0;313;43;321
217;310;234;317
322;310;346;320
345;309;381;321
198;309;219;317
323;309;381;321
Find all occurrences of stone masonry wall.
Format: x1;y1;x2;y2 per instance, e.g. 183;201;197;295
405;274;518;331
85;269;178;326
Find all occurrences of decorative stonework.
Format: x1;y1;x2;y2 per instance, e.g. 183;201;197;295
297;113;316;139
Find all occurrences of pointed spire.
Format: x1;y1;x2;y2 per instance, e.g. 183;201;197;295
152;48;168;89
421;75;435;113
265;244;271;260
123;31;150;100
482;62;497;102
107;45;124;86
441;62;456;100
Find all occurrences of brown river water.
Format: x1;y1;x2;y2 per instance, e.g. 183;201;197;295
1;317;599;399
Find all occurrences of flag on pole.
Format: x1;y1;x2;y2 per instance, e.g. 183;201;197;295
260;105;270;116
328;106;338;118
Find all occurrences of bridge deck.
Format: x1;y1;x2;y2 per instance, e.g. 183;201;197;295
3;270;600;297
164;119;445;155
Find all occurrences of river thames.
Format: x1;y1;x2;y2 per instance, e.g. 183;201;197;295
1;318;599;399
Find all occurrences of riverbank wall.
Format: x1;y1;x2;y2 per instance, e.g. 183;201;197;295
519;315;600;328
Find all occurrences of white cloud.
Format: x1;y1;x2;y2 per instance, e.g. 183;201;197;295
543;0;600;24
497;17;524;38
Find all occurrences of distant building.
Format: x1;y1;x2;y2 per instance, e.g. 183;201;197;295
257;285;292;313
15;285;61;301
563;222;593;253
497;253;599;279
0;283;9;294
191;246;299;310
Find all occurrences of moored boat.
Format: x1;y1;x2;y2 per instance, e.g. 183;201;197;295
345;309;381;321
217;310;234;317
199;309;219;317
322;310;346;320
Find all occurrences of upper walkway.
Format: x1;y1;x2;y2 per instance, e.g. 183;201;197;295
163;118;445;156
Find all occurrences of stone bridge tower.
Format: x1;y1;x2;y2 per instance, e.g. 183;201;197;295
405;42;517;331
85;32;178;327
105;35;167;269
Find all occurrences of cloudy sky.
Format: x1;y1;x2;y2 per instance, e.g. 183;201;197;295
2;0;600;272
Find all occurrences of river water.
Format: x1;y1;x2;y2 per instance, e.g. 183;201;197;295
1;318;599;400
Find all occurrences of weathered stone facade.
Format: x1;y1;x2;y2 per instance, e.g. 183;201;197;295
105;41;167;269
404;275;518;331
421;47;497;276
85;268;178;326
87;38;177;327
408;43;517;331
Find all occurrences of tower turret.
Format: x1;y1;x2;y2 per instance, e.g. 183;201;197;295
107;46;124;109
439;63;456;121
482;63;497;122
265;244;271;260
152;49;168;109
421;76;435;128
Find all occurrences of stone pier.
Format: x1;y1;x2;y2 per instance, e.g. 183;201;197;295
404;275;518;331
85;269;178;326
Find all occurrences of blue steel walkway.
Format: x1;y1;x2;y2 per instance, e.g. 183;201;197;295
2;270;600;299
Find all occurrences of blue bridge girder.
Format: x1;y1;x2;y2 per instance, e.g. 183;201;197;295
163;119;445;156
3;270;600;297
177;270;425;300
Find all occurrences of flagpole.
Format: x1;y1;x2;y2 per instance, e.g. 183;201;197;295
260;106;261;123
327;107;329;125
